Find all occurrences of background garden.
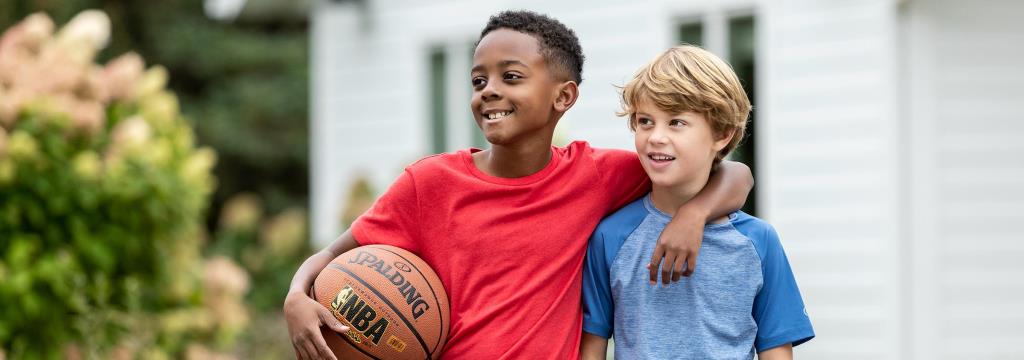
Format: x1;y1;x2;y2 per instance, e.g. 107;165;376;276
1;0;315;358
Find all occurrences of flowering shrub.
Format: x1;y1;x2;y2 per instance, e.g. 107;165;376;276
0;10;244;358
212;193;308;313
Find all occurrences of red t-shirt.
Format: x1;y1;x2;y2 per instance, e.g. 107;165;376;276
351;141;649;360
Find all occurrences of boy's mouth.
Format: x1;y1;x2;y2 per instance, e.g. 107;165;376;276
484;110;513;121
648;152;676;162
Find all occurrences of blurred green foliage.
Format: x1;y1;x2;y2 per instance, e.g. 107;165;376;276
1;0;310;229
0;8;229;356
1;0;312;357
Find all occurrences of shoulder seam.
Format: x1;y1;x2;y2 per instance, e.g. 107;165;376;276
408;153;447;168
607;203;651;271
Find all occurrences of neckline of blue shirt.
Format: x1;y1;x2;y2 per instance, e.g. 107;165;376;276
641;192;738;232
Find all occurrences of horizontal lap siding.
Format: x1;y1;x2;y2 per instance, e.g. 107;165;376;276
762;0;901;358
915;0;1024;358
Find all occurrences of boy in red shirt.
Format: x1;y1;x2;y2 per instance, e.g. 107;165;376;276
285;11;753;360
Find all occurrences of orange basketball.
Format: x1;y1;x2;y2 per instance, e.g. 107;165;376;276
312;245;450;359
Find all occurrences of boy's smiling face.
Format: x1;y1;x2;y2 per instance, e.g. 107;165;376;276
471;29;565;146
633;98;733;192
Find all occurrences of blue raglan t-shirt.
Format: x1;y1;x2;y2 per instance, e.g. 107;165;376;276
582;194;814;359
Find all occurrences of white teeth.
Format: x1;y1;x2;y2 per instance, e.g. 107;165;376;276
650;154;675;161
486;111;511;120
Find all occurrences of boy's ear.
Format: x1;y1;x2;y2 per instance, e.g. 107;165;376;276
713;128;737;152
552;81;579;113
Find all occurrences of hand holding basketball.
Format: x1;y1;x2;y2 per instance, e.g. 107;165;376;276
285;290;351;360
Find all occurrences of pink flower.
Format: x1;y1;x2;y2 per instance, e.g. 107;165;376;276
54;10;110;64
31;45;89;94
19;13;55;52
69;99;104;134
0;88;31;126
203;256;250;296
82;65;111;103
103;52;144;102
0;12;53;59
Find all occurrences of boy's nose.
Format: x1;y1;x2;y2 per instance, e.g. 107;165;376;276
648;128;669;144
480;82;500;100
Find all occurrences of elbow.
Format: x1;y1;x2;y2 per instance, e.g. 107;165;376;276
740;162;754;191
721;160;754;191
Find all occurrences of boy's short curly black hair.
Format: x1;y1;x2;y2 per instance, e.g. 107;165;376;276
479;10;585;84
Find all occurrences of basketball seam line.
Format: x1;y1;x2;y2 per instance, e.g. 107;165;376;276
328;263;433;359
371;245;448;355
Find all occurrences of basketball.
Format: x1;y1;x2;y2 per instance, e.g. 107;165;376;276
312;245;450;359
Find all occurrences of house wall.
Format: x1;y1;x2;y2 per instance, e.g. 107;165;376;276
904;0;1024;358
311;0;1024;357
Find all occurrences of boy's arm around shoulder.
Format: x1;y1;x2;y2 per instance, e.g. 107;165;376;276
649;160;753;284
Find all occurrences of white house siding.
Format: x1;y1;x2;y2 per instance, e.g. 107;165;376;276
759;0;903;358
311;0;1024;358
905;0;1024;358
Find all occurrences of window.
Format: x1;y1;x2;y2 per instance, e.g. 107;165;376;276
727;15;757;216
429;48;447;154
678;22;704;47
470;44;488;149
677;13;758;216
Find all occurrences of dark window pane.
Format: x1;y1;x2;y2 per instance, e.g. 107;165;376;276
678;22;704;46
728;15;757;216
470;44;487;149
429;48;447;153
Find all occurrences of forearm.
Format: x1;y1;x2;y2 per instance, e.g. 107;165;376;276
680;160;753;220
757;343;793;360
579;333;609;360
286;229;360;296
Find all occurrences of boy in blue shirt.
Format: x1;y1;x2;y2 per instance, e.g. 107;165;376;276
580;46;815;359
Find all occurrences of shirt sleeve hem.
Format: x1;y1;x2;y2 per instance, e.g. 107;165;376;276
582;323;612;339
350;222;370;246
755;327;815;353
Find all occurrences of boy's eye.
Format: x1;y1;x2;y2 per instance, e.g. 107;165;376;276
637;117;654;126
472;77;486;88
669;119;687;127
503;72;523;81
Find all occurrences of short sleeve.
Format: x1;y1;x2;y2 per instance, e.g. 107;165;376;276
350;169;422;253
591;148;650;214
581;229;615;338
752;226;815;352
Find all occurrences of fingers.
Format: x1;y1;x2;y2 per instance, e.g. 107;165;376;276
295;342;310;360
318;307;350;333
312;330;339;360
683;251;698;277
648;244;665;284
671;255;685;282
661;252;675;285
296;339;315;360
